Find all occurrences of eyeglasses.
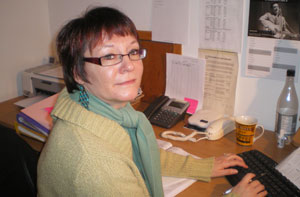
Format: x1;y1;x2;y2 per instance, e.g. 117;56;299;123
83;48;147;67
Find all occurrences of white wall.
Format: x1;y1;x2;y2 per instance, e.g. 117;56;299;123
0;0;51;102
2;0;299;131
48;0;152;42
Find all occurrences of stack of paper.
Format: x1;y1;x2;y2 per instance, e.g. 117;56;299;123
276;147;300;189
15;94;58;142
14;121;47;142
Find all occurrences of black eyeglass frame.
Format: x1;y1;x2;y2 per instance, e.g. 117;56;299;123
83;48;147;67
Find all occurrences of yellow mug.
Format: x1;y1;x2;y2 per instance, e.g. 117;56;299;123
235;115;264;146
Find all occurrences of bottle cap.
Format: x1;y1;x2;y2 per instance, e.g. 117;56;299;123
287;69;295;77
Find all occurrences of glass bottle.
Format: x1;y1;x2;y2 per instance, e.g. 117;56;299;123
275;69;298;148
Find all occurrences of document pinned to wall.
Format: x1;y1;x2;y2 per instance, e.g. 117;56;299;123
165;53;206;111
199;0;244;53
246;37;300;81
198;49;239;116
152;0;189;45
246;0;300;81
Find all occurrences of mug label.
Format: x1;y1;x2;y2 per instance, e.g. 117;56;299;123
236;133;253;145
236;123;256;146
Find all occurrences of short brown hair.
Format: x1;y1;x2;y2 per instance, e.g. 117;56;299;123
56;7;139;93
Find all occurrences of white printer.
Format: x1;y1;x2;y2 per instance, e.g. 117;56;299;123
22;64;65;97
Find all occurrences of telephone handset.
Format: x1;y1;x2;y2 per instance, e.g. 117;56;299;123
143;95;190;129
161;109;236;142
161;117;236;142
143;95;170;119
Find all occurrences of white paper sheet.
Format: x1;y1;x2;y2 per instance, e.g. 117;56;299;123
199;0;244;52
276;147;300;189
165;53;206;111
157;139;199;197
162;177;196;197
198;49;238;116
37;66;64;79
152;0;189;44
246;36;300;81
14;94;48;108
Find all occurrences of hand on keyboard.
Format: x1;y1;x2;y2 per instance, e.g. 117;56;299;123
230;173;267;197
225;150;300;196
211;153;248;178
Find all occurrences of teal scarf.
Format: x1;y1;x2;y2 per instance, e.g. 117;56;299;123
70;90;163;197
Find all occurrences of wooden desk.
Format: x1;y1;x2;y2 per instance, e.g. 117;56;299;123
0;97;298;196
152;120;298;197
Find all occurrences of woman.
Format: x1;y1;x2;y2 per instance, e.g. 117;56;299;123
37;7;267;197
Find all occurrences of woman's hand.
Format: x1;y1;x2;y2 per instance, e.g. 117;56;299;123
211;153;248;177
231;173;267;197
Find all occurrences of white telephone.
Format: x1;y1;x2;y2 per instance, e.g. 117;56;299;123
188;109;224;129
161;110;235;142
205;117;235;140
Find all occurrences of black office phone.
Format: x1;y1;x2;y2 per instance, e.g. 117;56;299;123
143;96;190;129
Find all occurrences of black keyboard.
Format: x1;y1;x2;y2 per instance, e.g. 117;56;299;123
225;150;300;196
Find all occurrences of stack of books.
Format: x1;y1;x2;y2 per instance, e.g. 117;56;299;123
15;94;59;142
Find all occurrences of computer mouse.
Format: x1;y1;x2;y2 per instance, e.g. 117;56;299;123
205;118;235;140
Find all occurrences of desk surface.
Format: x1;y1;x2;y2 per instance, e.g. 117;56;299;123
0;97;298;196
153;121;297;196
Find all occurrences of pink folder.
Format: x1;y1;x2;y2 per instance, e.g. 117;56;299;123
20;93;59;135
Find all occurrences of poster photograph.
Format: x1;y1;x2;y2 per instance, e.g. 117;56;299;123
248;0;300;41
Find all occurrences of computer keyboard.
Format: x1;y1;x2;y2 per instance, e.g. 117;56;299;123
225;149;300;196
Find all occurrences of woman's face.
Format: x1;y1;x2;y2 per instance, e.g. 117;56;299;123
78;34;143;109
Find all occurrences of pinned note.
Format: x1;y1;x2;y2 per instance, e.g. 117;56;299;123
184;98;198;114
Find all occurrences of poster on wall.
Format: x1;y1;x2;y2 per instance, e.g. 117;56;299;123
246;0;300;81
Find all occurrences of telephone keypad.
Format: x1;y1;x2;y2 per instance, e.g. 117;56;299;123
143;96;189;129
151;110;180;128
